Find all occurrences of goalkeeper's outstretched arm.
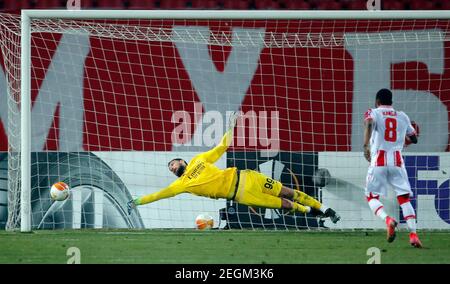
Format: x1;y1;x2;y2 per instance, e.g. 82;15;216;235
128;171;185;214
199;112;239;163
134;182;184;206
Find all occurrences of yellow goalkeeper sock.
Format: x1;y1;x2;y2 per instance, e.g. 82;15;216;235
291;202;311;214
293;190;322;210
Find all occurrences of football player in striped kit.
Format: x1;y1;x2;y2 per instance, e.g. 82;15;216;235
363;88;422;248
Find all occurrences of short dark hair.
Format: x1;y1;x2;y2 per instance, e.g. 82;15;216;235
167;158;188;167
376;88;393;105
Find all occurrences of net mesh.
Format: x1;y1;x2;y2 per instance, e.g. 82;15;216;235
0;13;449;230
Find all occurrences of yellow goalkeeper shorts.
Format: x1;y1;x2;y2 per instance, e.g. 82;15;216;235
234;169;283;209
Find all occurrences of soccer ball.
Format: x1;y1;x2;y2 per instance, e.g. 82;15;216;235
195;214;214;230
50;181;70;201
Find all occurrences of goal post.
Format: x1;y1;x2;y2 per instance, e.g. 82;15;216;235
6;9;450;232
20;11;31;232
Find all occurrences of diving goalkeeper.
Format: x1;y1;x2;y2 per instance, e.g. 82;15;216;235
127;112;340;223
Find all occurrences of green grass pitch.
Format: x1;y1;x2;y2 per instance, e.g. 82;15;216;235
0;230;449;264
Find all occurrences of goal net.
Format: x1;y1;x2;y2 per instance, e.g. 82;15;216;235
1;11;450;231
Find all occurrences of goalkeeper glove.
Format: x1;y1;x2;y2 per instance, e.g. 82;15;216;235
228;111;240;131
127;199;136;215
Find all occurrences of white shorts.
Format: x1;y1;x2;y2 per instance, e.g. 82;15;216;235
365;166;413;197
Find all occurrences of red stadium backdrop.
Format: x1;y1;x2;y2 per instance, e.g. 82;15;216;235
1;20;449;152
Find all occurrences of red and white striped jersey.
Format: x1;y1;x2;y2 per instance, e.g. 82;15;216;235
364;105;416;167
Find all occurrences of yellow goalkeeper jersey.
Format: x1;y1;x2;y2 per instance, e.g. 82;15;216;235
137;130;237;205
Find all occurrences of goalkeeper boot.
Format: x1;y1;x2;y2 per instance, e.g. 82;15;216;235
409;232;423;248
385;216;397;243
127;200;136;215
323;208;341;224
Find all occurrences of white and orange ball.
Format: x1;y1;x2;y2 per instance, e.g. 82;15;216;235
195;214;214;230
50;181;70;201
